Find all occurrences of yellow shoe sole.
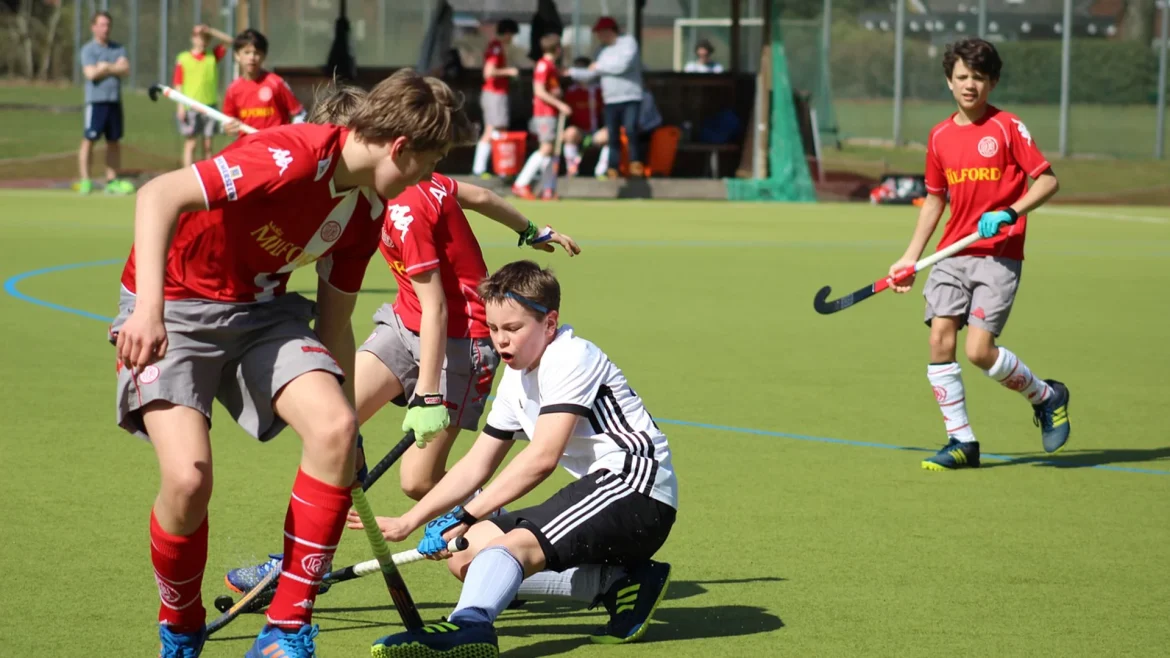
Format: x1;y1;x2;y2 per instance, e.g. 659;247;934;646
371;641;497;658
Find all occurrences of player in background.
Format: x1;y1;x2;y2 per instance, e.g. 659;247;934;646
112;69;466;658
561;56;603;176
886;38;1071;471
78;11;135;195
223;82;582;597
512;34;572;200
173;24;232;168
222;29;306;135
472;19;520;179
349;261;677;657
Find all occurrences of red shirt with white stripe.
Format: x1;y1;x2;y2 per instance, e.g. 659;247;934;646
482;40;509;94
378;173;490;339
532;56;560;117
222;71;305;131
120;124;384;302
924;105;1050;260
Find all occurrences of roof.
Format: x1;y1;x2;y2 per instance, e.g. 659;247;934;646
445;0;691;26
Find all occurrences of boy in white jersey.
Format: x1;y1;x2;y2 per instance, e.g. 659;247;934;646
348;260;677;657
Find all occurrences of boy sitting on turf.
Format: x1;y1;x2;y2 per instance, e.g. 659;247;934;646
886;37;1071;470
348;260;677;656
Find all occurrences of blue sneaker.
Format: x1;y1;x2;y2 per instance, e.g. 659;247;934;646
371;620;499;658
590;561;672;645
922;437;980;471
225;554;282;594
1034;380;1071;453
246;624;319;658
158;624;206;657
226;555;332;597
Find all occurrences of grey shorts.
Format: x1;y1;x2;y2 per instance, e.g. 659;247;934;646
923;256;1023;335
110;289;345;441
177;107;217;138
359;305;499;431
529;116;558;144
480;91;509;129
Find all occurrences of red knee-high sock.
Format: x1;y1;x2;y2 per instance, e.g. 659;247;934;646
266;468;351;629
151;510;208;632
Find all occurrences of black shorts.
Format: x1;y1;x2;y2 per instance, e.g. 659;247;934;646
84;101;123;141
489;470;676;572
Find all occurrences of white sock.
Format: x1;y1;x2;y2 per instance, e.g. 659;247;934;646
985;347;1053;405
564;143;580;164
449;546;524;625
928;362;976;442
472;140;492;175
516;565;625;602
515;152;548;187
595;146;610;176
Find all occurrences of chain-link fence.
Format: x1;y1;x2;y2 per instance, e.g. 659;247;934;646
1;0;1166;167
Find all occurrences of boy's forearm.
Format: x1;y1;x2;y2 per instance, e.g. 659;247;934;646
415;304;447;395
463;446;555;520
401;454;496;530
133;181;183;314
901;195;946;261
1009;173;1059;217
458;184;528;233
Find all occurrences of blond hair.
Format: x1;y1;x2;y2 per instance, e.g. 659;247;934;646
348;68;471;152
309;80;367;125
477;260;561;318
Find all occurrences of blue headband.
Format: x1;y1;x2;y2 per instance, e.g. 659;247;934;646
506;292;550;314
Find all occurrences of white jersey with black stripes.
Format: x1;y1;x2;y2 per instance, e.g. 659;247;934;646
482;325;678;509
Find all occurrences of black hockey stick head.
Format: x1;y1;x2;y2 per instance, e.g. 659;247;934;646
147;84;163;102
813;283;876;315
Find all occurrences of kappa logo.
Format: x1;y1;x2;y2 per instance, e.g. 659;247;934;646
154;574;181;604
301;553;332;578
1012;119;1033;145
933;385;948;403
314;156;333;181
978;136;998;158
293;599;314;610
428;180;448;206
214;155;243;201
269;147;294;176
388;204;414;240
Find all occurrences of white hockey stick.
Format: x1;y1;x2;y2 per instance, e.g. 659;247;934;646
148;83;258;134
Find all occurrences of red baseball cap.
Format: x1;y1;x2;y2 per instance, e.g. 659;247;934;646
593;16;619;33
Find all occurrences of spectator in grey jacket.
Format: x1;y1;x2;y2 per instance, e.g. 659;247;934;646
571;16;645;177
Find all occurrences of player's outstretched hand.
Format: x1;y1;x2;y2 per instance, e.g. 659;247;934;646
887;258;918;293
223;119;242;135
537;228;581;257
116;308;168;371
346;511;412;543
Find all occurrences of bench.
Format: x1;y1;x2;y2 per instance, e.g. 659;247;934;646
675;143;740;178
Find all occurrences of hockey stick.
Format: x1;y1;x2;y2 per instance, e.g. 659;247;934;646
351;482;426;629
536;113;567;199
147;83;258;135
813;230;984;315
211;537;469;615
205;432;418;633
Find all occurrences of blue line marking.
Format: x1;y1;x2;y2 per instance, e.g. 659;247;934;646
3;259;120;322
3;259;1167;477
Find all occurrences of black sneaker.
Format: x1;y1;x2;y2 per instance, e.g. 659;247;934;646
590;561;671;644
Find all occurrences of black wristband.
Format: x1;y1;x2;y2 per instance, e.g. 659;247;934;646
410;393;444;408
453;506;479;526
1003;207;1019;222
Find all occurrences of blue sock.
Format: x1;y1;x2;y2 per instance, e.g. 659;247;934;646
448;546;524;625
